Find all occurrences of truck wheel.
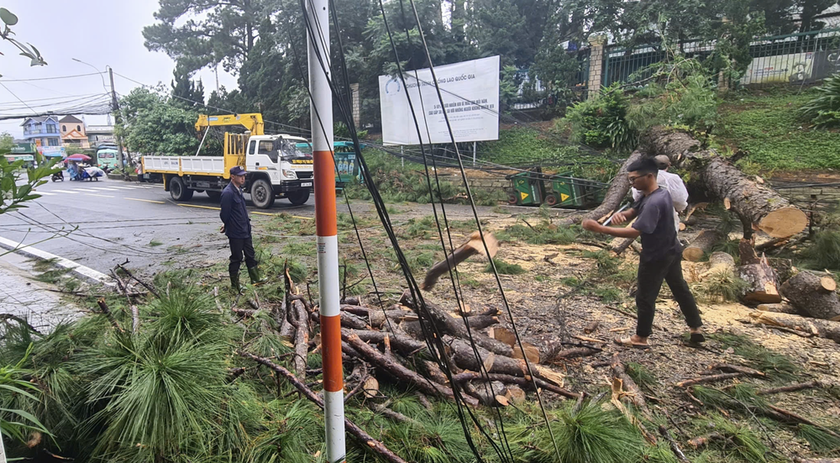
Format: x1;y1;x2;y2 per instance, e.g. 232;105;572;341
250;179;275;209
170;177;193;201
287;190;310;206
206;190;221;201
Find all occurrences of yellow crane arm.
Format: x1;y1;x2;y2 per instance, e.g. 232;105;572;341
195;113;265;135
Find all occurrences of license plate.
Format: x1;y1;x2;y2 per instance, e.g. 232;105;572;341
300;182;312;187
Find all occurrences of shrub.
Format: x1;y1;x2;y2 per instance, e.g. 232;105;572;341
485;258;525;275
800;73;840;129
565;84;637;151
802;230;840;270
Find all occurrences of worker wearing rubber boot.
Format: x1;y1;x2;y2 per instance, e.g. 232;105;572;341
220;166;267;293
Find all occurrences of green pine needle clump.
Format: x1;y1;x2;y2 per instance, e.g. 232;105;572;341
511;399;644;463
802;230;840;270
798;424;840;455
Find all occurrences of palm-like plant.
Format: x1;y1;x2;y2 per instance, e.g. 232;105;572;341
1;347;52;447
800;74;840;129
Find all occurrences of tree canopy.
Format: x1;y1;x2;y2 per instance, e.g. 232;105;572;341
140;0;837;131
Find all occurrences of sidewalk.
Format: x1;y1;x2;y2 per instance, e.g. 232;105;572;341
0;251;81;333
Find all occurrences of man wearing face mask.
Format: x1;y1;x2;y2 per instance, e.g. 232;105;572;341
220;166;267;293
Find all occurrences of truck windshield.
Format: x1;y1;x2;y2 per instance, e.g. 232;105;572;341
277;139;311;161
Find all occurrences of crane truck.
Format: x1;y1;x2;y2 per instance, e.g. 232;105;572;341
139;113;313;208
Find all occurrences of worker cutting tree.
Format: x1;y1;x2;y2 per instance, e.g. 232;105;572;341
582;157;704;348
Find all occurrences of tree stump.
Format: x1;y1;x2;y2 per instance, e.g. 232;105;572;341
780;271;840;320
683;230;721;262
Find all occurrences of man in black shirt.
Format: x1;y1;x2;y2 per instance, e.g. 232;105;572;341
220;166;266;293
582;157;703;348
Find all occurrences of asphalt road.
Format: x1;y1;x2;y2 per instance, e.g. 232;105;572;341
0;175;315;275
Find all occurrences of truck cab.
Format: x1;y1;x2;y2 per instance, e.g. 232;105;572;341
243;134;314;208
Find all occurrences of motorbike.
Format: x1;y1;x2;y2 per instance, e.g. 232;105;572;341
51;170;64;182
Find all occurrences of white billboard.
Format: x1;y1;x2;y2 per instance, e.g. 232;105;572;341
379;55;500;145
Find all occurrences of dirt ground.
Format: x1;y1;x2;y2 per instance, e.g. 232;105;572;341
159;200;839;460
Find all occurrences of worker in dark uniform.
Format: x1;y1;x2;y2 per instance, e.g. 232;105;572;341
220;166;266;293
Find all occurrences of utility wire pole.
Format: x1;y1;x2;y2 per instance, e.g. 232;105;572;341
108;67;130;176
307;0;346;460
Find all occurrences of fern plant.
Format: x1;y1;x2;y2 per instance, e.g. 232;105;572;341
800;74;840;129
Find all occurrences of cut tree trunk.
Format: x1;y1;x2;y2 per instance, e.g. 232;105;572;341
643;128;808;239
421;232;499;290
556;150;645;227
749;311;840;343
702;251;735;278
683;230;721;262
780;271;840;320
739;255;782;305
756;302;800;315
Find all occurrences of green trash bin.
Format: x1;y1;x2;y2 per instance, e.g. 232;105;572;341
544;174;608;209
507;171;545;206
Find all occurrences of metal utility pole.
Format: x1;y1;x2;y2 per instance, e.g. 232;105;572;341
108;67;128;173
307;0;345;460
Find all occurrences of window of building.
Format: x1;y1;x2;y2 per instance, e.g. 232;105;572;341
77;125;81;132
62;125;66;132
49;138;59;146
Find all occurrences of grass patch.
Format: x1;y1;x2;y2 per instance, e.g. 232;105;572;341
148;240;163;247
582;250;620;277
497;221;577;245
716;88;840;170
401;216;436;239
485;258;525;275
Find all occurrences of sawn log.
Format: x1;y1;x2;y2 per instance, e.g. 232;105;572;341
422;231;499;290
644;128;808;239
780;271;840;320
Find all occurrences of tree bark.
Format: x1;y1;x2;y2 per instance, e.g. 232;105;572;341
748;311;840;343
342;333;479;406
756;302;800;315
556;150;645;226
683;230;721;262
780;271;840;320
421;232;498;290
703;251;735;277
643;128;808;238
739;255;782;305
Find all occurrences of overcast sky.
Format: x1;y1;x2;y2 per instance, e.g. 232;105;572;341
0;0;237;138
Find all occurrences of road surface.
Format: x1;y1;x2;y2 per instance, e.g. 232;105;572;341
0;176;315;276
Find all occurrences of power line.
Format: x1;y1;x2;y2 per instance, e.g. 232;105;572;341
0;72;106;82
0;81;38;115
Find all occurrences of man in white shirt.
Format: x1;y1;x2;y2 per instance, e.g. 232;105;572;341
632;155;688;232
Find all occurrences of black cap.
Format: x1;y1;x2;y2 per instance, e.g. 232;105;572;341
230;166;247;176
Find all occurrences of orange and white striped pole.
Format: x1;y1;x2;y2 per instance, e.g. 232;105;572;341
307;0;345;461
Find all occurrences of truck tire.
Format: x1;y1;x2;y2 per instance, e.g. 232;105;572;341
250;179;275;209
206;190;221;201
170;177;193;201
287;190;310;206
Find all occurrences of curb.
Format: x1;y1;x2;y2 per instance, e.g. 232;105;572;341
0;236;115;287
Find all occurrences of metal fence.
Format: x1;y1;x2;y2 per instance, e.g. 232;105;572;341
600;28;840;88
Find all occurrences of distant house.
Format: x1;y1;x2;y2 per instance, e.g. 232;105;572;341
21;116;61;148
86;125;116;148
59;115;89;148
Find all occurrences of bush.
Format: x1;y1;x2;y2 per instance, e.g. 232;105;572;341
565;84;637;151
802;230;840;270
800;73;840;129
